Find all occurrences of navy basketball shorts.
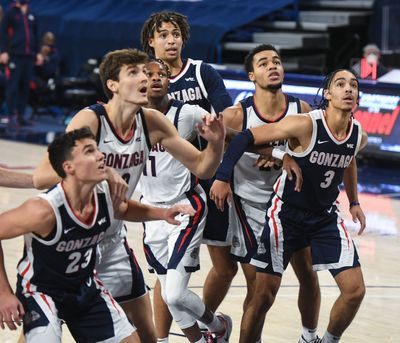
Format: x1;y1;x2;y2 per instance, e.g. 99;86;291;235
200;178;231;246
251;194;360;277
16;276;134;342
96;234;148;303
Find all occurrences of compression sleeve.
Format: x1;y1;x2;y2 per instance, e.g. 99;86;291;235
215;129;254;182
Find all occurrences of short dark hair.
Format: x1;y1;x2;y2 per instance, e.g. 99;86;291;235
314;68;359;109
48;127;95;178
244;44;281;73
141;11;190;56
99;49;148;100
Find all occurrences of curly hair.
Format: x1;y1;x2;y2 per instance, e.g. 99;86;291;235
141;11;190;56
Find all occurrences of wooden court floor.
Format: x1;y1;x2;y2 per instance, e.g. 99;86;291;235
0;139;399;342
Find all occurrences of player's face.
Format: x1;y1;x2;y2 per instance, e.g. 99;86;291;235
111;64;148;105
149;21;183;63
325;70;359;111
67;138;106;183
249;50;284;91
146;61;169;98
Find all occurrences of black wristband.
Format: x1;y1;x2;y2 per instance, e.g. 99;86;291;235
349;201;360;209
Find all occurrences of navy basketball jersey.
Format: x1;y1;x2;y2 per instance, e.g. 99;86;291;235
140;99;206;203
168;58;232;115
274;109;362;211
89;103;151;237
17;181;113;294
233;95;301;203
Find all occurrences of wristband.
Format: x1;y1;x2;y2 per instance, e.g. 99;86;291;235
271;148;287;161
349;201;360;209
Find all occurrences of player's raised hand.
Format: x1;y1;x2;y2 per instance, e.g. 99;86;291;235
164;204;196;225
282;154;303;192
210;179;232;212
196;113;226;144
350;204;366;235
0;290;24;330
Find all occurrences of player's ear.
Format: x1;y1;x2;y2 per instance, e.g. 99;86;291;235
248;72;255;82
63;160;74;176
149;37;155;48
107;79;117;93
323;88;331;101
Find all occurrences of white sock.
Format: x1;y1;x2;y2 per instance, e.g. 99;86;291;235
206;314;224;333
194;337;206;343
322;331;341;342
302;326;318;341
157;338;169;343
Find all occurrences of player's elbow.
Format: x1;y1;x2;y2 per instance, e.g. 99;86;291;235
32;171;50;190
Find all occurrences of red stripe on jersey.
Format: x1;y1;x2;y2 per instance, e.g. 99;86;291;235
340;220;350;248
234;197;253;247
273;177;281;195
177;194;202;252
20;261;33;294
271;197;280;253
40;293;53;314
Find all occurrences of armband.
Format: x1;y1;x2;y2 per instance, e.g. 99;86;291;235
215;129;254;182
271;148;287;161
349;201;360;209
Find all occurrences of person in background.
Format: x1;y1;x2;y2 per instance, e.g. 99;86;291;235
0;0;43;126
353;43;388;80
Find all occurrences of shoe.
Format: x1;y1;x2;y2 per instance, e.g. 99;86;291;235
205;313;233;343
298;335;322;343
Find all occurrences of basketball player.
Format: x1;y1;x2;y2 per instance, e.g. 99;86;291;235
0;128;196;342
210;44;322;343
0;168;33;188
138;59;231;342
141;12;235;341
214;69;367;343
31;48;225;342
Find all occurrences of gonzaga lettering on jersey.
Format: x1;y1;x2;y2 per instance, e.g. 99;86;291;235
17;181;113;293
140;99;205;203
233;95;301;203
89;103;151;237
168;58;231;114
274;109;362;211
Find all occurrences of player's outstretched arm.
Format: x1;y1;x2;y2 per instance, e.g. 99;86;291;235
0;168;33;188
146;109;224;179
116;200;195;226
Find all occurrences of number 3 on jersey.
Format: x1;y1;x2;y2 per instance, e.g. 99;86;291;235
143;156;157;177
320;170;335;188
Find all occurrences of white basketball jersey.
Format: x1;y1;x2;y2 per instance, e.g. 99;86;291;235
233;95;301;203
89;104;150;237
139;100;206;203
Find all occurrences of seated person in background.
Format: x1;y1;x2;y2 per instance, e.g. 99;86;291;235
35;31;60;83
353;43;389;80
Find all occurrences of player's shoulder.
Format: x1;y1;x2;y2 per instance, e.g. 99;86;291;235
66;106;99;133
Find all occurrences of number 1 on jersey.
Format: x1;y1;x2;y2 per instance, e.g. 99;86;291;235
143;156;157;177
